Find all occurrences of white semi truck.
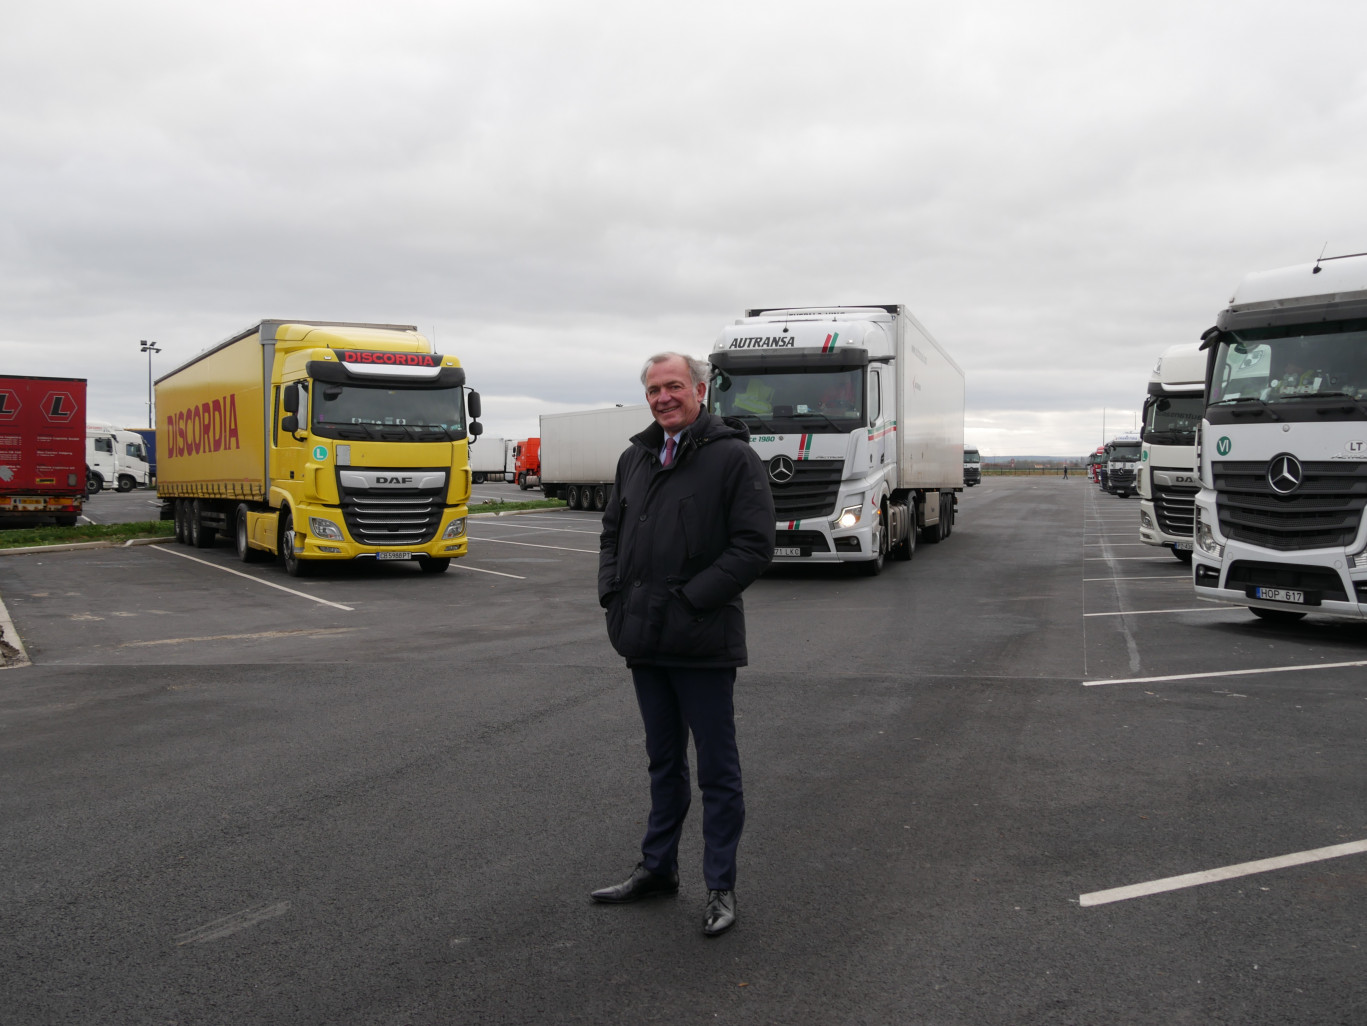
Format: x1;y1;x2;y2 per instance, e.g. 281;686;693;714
1102;433;1142;497
1138;343;1205;562
540;404;650;510
707;304;964;575
469;435;509;484
1193;252;1367;622
86;423;152;493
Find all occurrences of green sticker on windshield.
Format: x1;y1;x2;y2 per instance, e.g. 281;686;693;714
313;445;328;461
1216;436;1232;456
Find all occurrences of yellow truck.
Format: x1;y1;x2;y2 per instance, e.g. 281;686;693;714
155;320;482;575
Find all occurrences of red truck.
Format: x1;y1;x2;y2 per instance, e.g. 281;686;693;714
0;375;86;526
512;437;540;490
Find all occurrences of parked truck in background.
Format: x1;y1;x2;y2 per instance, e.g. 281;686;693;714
707;304;964;575
1193;253;1367;622
470;435;508;484
513;437;540;490
0;375;85;526
155;319;481;576
1088;445;1106;484
540;405;649;510
127;428;157;481
963;446;981;486
1102;434;1142;497
86;423;152;493
1138;343;1204;563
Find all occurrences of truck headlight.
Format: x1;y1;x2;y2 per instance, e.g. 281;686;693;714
309;517;344;540
1194;509;1223;558
443;517;467;539
1139;510;1153;528
835;505;862;529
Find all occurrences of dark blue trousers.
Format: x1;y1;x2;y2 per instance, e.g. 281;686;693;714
631;666;743;891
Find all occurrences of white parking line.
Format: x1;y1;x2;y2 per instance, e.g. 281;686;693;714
1079;839;1367;907
1085;556;1178;561
1084;606;1239;618
452;563;527;580
466;535;597;555
149;546;355;611
1084;658;1367;686
1084;575;1191;582
475;520;601;537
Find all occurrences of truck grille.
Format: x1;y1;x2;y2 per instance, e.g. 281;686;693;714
1212;460;1367;551
1225;560;1347;601
775;529;831;553
770;462;843;520
1153;480;1198;537
337;470;447;547
1109;468;1137;487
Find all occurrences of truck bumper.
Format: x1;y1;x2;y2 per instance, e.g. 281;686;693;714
1192;539;1367;619
289;504;469;562
1137;500;1192;551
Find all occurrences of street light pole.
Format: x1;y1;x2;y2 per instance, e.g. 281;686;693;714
140;340;162;430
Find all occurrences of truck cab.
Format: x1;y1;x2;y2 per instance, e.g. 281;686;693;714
86;425;151;493
1193;253;1367;622
963;446;981;486
1138;343;1204;562
1103;435;1141;497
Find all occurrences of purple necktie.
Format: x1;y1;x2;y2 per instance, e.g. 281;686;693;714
662;437;676;467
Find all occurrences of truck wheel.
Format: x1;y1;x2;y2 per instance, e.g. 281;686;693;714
173;500;187;543
567;485;581;509
281;512;309;577
518;472;530;491
117;474;135;493
55;514;77;527
859;507;887;576
235;505;264;563
419;557;451;574
593;485;607;510
1171;546;1192;564
472;473;485;484
891;504;915;561
191;499;216;548
87;472;102;495
1250;607;1306;624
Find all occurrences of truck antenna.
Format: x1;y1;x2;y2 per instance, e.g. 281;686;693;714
1313;242;1329;273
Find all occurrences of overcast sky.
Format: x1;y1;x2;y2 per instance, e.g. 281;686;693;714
3;0;1365;454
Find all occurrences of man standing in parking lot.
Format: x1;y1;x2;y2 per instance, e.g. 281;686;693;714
593;352;775;937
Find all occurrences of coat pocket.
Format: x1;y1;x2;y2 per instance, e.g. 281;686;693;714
605;590;658;660
656;590;726;658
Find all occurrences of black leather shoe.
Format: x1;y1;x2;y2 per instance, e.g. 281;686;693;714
703;889;736;936
590;863;679;903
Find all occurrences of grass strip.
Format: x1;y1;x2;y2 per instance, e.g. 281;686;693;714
470;499;568;513
0;520;175;550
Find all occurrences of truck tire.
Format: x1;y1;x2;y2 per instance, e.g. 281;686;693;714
173;500;186;543
191;499;216;548
472;472;485;484
518;472;530;491
1250;607;1306;624
1171;546;1192;564
117;474;135;493
891;504;915;561
87;471;102;495
593;485;607;511
859;506;887;576
55;514;77;527
419;557;451;574
567;484;581;509
281;512;309;577
235;504;264;563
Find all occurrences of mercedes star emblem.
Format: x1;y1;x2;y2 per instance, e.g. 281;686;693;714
1266;453;1303;495
768;454;795;485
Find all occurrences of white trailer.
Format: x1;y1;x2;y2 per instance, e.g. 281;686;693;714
469;435;509;484
540;404;651;510
708;304;965;574
1193;253;1367;623
1138;343;1204;562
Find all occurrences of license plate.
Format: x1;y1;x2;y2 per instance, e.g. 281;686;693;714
774;547;805;557
1251;586;1305;604
376;552;413;561
1173;541;1193;551
16;497;43;507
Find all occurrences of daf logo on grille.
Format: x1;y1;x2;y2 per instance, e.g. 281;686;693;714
768;455;795;485
1267;453;1303;495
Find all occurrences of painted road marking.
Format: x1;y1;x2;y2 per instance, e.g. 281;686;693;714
1084;606;1239;618
1085;556;1182;561
1084;575;1192;582
122;628;357;648
149;546;355;611
452;563;527;580
465;535;597;555
1079;839;1367;907
0;591;30;669
175;901;292;945
474;520;601;537
1084;658;1367;687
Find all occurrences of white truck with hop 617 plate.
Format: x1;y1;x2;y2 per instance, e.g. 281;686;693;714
1193;253;1367;622
708;305;965;575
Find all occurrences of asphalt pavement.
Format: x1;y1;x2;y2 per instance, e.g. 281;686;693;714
1;477;1365;1025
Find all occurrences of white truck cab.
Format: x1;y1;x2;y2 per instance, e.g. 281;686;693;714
1138;343;1205;562
1193;253;1367;622
86;424;152;493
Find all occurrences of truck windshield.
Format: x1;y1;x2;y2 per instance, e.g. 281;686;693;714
1143;395;1203;445
1210;322;1367;404
1108;444;1141;460
963;450;980;464
708;367;865;433
310;382;466;440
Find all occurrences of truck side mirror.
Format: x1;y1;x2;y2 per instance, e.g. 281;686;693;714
283;383;299;414
467;390;482;419
281;414;299;434
469;421;484;437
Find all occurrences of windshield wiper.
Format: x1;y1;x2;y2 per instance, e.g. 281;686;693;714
791;411;844;431
730;413;778;432
1209;396;1279;420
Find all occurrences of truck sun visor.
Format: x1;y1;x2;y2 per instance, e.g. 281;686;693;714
306;358;466;388
709;347;870;373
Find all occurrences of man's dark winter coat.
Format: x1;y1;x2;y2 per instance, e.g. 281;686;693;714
599;410;775;668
